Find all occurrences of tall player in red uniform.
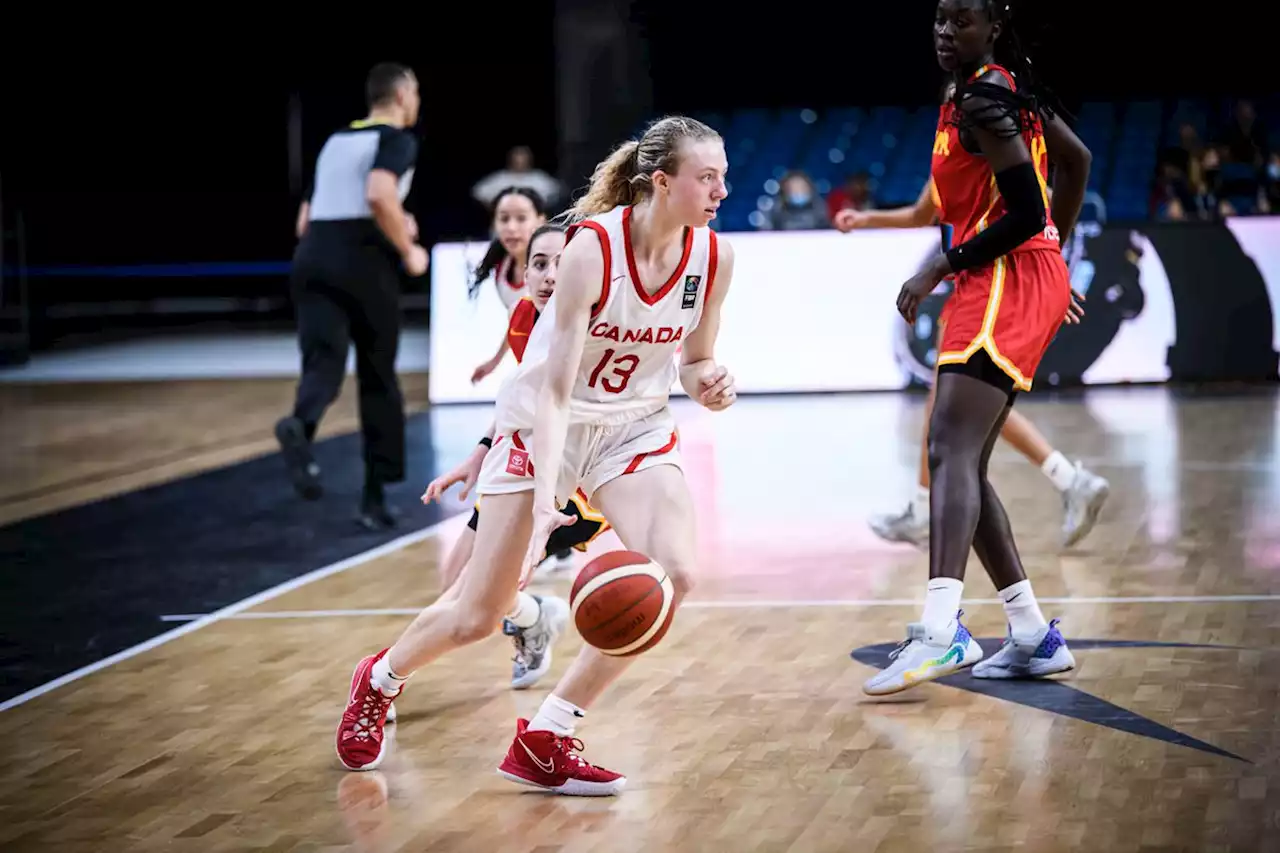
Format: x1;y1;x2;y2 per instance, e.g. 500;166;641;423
864;0;1089;695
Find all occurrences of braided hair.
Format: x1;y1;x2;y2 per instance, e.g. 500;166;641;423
948;0;1068;139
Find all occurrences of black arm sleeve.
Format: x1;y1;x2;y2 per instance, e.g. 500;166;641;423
944;161;1047;273
371;129;418;177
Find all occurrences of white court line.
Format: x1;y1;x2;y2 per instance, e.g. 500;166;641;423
156;593;1280;622
0;514;467;714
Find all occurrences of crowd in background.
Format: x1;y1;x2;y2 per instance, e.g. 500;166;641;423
471;99;1276;232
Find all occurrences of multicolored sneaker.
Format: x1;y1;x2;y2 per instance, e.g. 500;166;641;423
336;649;400;771
973;619;1076;679
863;612;984;696
497;718;626;796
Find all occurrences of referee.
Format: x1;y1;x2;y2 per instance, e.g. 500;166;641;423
275;62;427;531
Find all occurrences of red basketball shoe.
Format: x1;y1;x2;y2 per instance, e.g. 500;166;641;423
497;718;627;796
336;649;400;771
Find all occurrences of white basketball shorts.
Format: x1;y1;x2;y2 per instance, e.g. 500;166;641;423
477;408;681;505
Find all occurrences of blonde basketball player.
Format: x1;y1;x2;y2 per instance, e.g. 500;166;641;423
335;116;736;797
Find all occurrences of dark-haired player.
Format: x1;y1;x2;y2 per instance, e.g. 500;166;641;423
467;187;549;385
864;0;1088;694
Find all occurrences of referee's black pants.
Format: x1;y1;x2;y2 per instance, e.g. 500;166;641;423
289;251;405;485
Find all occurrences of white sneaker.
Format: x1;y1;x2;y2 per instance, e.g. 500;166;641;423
504;595;570;690
973;619;1076;679
1061;462;1110;548
863;613;984;696
868;501;930;549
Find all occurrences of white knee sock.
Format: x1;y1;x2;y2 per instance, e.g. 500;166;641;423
920;578;963;636
528;694;586;736
999;579;1048;637
506;592;541;629
370;654;408;697
1041;451;1076;492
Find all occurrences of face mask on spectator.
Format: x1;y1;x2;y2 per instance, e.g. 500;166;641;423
786;190;811;206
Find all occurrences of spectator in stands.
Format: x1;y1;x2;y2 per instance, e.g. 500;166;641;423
1197;146;1224;216
826;171;875;220
472;145;563;210
1169;123;1206;198
761;170;830;231
1222;99;1268;169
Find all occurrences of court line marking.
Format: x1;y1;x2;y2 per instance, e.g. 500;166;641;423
156;593;1280;622
0;515;466;714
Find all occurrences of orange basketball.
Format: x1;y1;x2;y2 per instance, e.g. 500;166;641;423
569;550;675;657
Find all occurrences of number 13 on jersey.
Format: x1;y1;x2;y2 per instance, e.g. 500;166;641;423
587;348;640;394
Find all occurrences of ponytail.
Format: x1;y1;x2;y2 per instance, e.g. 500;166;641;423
467;238;508;300
562;116;721;225
566;140;644;222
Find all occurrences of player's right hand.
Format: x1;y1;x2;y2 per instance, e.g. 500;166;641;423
520;500;574;588
834;209;868;233
404;244;429;277
421;454;484;505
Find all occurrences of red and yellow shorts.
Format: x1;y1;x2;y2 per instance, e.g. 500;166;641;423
936;248;1070;392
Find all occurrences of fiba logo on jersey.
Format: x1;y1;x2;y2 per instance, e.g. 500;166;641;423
682;275;701;309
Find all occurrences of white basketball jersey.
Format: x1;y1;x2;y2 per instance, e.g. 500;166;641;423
495;204;718;429
493;256;526;312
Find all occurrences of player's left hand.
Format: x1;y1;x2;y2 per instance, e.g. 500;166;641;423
520;500;574;588
698;364;737;411
1064;288;1085;324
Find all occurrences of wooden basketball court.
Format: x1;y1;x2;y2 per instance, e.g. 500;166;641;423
2;375;1277;852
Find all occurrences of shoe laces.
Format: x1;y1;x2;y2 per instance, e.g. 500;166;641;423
551;734;592;769
346;685;395;741
887;637;916;661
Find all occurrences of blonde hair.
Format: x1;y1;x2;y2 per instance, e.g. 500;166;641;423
566;115;721;221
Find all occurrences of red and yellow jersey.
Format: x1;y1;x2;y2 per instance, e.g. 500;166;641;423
930;64;1059;258
506;297;540;364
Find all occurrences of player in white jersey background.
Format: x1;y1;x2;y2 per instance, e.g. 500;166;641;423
467;187;549;385
334;116;738;798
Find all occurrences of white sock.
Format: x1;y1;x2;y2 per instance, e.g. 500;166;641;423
370;654;408;697
1041;451;1076;492
999;579;1048;637
911;484;930;517
505;592;541;629
920;577;963;636
527;694;586;736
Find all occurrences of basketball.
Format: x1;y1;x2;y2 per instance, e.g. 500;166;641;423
569;550;675;656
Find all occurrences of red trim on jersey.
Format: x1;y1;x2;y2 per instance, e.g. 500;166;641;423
506;297;539;364
622;205;693;306
971;63;1015;88
703;230;720;306
567;221;612;320
623;430;678;475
